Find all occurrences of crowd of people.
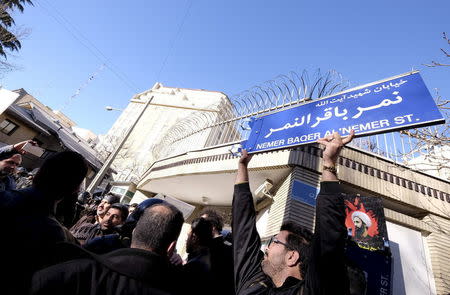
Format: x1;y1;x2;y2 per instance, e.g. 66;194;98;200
0;130;355;295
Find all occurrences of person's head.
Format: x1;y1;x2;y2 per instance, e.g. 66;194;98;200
77;191;91;205
351;211;371;238
32;151;88;200
186;217;213;254
262;222;312;285
352;216;363;229
100;203;129;231
119;198;165;238
131;203;184;257
0;153;22;176
128;203;139;216
96;194;121;219
200;208;223;237
351;211;371;229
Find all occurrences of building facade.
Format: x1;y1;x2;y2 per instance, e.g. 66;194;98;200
0;89;103;186
96;82;231;196
99;81;449;294
137;141;449;295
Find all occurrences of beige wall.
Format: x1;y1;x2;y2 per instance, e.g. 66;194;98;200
98;83;228;184
0;113;38;145
422;215;450;295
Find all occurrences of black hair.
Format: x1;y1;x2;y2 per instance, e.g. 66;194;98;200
103;193;120;204
119;199;165;239
200;208;224;232
33;151;88;200
132;203;184;255
280;222;313;277
109;203;129;221
191;217;213;246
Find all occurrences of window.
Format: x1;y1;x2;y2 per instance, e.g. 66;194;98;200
0;119;19;135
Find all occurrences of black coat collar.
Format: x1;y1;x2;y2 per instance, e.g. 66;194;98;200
100;248;171;282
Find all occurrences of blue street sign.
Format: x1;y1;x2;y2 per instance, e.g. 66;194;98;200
242;72;445;153
291;180;319;206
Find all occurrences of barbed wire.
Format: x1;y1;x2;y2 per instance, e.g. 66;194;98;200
152;69;349;159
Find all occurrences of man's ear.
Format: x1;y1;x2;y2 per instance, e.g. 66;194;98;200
166;241;177;257
286;250;300;267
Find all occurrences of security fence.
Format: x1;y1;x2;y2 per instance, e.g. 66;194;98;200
152;70;448;179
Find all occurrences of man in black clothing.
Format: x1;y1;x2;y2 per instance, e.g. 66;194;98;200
232;130;354;295
30;202;184;295
201;208;235;295
0;151;88;295
82;203;129;243
182;217;215;295
70;193;121;244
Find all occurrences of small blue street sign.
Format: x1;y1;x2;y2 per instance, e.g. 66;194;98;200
242;72;445;153
291;180;319;206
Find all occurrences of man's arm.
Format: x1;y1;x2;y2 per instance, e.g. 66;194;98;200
0;140;37;155
305;131;354;295
232;150;268;294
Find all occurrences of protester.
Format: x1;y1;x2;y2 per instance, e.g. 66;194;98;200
182;217;215;295
96;193;121;222
30;202;185;295
0;150;88;294
81;203;129;244
0;140;36;191
128;202;139;216
70;193;121;244
201;208;235;295
232;130;354;295
71;191;94;226
83;198;164;254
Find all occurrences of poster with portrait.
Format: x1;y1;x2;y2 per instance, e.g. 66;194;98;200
344;195;388;251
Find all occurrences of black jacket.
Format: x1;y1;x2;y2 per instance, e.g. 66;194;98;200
232;182;349;295
31;247;176;295
180;237;235;295
0;187;76;294
210;236;235;295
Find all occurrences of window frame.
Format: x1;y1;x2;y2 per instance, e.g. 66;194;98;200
0;119;19;135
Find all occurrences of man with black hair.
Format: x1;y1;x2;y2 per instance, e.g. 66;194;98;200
201;208;224;237
0;150;89;294
182;217;215;295
80;203;129;245
83;199;165;255
70;193;121;244
31;203;185;295
201;208;235;295
96;194;121;223
233;130;354;295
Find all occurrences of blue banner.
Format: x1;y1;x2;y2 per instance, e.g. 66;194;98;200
243;72;444;153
